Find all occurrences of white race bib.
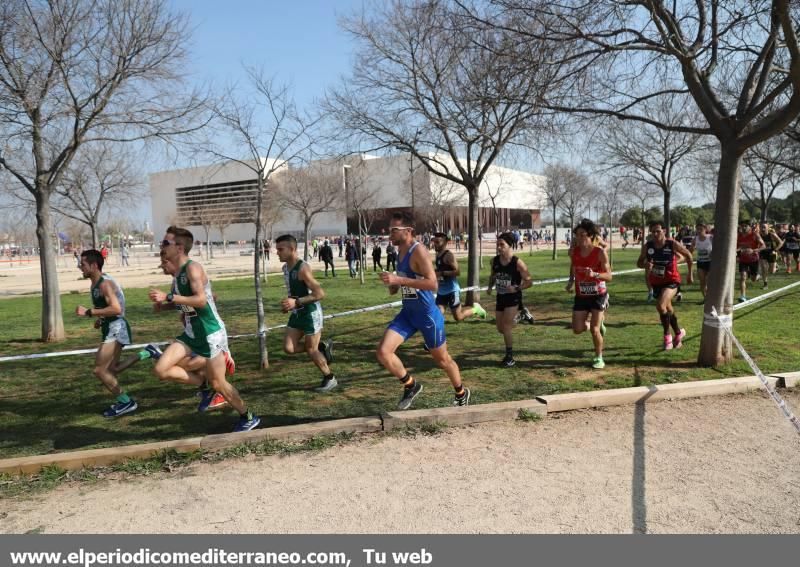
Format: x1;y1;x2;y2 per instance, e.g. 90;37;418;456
579;282;599;295
652;265;666;277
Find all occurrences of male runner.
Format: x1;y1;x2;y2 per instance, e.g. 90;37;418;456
736;222;764;302
76;249;138;417
783;223;800;273
637;221;693;350
432;232;486;322
149;226;259;432
690;222;713;298
487;232;533;367
275;234;337;392
376;212;471;409
758;223;783;289
568;220;612;369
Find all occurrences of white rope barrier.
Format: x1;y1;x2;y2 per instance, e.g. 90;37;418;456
709;307;800;436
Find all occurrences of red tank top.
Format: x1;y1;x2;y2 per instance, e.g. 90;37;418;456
572;246;607;297
737;233;760;263
646;239;681;285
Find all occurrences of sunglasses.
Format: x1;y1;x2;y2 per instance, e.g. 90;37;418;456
389;226;412;232
160;239;177;248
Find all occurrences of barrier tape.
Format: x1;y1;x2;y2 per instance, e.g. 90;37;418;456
0;269;644;363
709;307;800;436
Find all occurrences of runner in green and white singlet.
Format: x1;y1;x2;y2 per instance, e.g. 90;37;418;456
149;226;260;433
275;234;337;393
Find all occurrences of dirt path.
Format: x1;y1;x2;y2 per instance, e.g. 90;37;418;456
4;390;800;534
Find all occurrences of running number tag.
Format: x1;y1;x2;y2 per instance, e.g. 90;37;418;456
652;265;666;277
578;282;599;295
178;304;197;317
698;249;710;261
788;242;799;250
397;271;418;299
496;275;512;293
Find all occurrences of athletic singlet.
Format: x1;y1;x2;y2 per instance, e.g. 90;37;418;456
572;246;607;297
737;233;760;263
283;260;320;314
763;232;777;252
91;274;125;321
396;242;436;313
646;239;681;286
435;250;459;296
693;235;713;262
784;231;800;250
492;255;521;294
175;260;223;339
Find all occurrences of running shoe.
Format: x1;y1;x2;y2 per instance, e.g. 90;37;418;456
472;302;487;320
142;344;163;360
647;291;655;302
453;387;471;407
592;356;605;369
762;281;769;289
223;350;236;375
675;292;682;303
521;307;535;324
673;328;687;349
197;389;225;412
103;398;138;418
738;295;748;303
319;339;334;364
397;381;423;410
663;334;673;351
500;354;516;367
315;375;338;393
233;413;261;432
207;392;229;411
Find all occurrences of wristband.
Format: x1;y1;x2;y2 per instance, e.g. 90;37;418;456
166;293;174;303
86;309;93;317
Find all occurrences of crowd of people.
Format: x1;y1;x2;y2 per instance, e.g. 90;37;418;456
73;214;799;434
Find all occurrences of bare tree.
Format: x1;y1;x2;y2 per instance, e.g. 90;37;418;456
47;144;143;249
599;181;625;263
326;0;558;303
208;68;314;369
212;207;238;255
496;0;800;366
274;166;341;261
595;97;704;229
742;136;799;222
189;202;215;261
560;167;591;233
0;0;207;341
542;164;571;259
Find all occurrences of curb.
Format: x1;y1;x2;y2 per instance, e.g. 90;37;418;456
0;373;794;476
382;399;547;432
536;375;779;412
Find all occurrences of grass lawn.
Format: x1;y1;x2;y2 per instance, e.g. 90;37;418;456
1;248;798;460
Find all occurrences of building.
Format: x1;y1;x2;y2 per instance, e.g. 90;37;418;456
149;154;546;242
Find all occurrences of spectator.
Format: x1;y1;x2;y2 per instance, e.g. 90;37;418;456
372;240;383;271
385;241;397;272
320;240;335;277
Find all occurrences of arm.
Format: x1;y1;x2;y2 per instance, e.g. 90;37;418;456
282;264;326;312
76;280;122;318
593;248;613;282
486;264;496;295
636;242;649;269
512;259;533;292
380;246;438;292
673;241;694;284
771;232;784;249
150;263;209;308
436;251;460;279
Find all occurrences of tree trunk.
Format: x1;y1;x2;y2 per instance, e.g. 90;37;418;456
552;204;558;260
663;189;671;232
358;212;365;285
90;223;98;249
303;218;310;262
465;187;480;305
253;178;269;369
698;145;741;367
35;190;65;342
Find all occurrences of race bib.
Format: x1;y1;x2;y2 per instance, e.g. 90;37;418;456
397;271;418;299
788;242;799;250
178;304;197;318
697;249;710;261
496;275;512;293
651;265;666;277
578;281;599;295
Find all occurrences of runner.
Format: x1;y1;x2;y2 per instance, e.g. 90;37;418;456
637;221;693;350
376;212;471;409
75;249;138;417
487;232;533;367
432;232;487;322
690;222;713;298
148;226;259;432
758;223;783;289
736;222;765;302
568;219;612;369
783;223;800;273
275;234;338;393
777;223;790;270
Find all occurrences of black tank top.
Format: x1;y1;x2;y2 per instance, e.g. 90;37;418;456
492;255;521;294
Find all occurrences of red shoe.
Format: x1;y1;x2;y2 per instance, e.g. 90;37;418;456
223;350;236;376
207;392;229;411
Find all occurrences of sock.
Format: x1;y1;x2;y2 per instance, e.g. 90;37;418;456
505;346;513;356
240;411;252;420
323;373;335;380
454;385;465;397
659;313;671;335
400;373;415;389
116;392;131;404
670;314;680;334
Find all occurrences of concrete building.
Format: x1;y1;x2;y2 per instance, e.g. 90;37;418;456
149;154;546;242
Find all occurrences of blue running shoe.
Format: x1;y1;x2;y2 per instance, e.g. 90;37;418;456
103;399;138;418
143;344;163;360
233;413;261;432
197;389;217;412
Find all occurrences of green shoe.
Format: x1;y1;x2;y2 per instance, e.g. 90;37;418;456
472;302;487;320
600;321;606;337
592;356;605;369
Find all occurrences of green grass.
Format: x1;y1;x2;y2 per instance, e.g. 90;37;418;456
1;248;798;461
